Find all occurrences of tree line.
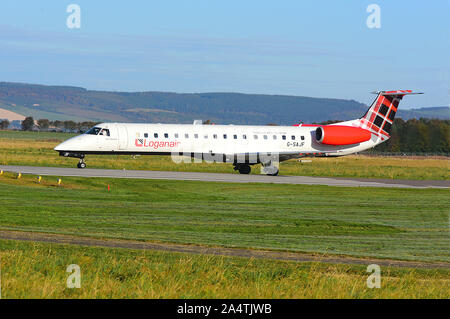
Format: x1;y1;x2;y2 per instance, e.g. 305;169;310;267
373;118;449;154
0;117;100;132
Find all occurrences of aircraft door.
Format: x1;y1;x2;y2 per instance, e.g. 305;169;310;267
117;125;128;150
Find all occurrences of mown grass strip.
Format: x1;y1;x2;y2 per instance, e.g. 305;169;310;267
0;173;448;262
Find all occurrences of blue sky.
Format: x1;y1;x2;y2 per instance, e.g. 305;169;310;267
0;0;448;107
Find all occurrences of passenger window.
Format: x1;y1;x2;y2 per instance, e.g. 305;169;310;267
154;133;158;138
164;133;169;138
204;135;208;139
282;135;286;140
263;135;268;140
223;134;227;139
185;133;189;138
233;134;237;139
174;133;179;138
273;135;277;140
194;134;198;139
301;136;305;140
291;136;295;140
254;135;258;140
243;135;247;139
213;134;217;139
144;133;148;138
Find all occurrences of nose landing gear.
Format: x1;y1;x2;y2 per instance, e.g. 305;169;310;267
59;152;86;168
77;158;86;169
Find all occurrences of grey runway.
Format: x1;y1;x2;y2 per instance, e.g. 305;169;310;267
1;165;448;188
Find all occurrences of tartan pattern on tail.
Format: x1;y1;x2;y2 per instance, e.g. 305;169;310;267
359;92;405;137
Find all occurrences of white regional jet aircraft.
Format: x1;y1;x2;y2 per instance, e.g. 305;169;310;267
54;90;422;175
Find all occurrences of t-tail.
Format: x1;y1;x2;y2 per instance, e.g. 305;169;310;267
358;90;423;140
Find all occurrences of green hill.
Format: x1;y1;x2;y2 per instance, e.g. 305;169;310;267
0;82;447;124
398;107;449;120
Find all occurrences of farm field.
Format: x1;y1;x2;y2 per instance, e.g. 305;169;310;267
0;130;448;180
0;172;448;262
0;239;448;299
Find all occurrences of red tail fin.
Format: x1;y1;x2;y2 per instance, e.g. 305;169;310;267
359;90;423;137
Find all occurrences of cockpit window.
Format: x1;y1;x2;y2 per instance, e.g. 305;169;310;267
85;127;102;135
99;129;110;136
85;127;110;136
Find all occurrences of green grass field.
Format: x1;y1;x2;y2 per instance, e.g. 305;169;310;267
0;172;448;262
0;130;448;298
0;130;448;180
1;239;448;299
0;130;76;140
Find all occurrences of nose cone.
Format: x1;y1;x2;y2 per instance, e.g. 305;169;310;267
54;139;71;152
54;135;86;152
54;140;67;152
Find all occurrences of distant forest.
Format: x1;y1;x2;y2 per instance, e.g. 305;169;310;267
371;118;449;154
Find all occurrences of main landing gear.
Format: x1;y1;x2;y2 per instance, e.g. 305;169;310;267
261;160;279;176
77;158;87;169
233;163;279;176
261;166;279;176
234;164;251;175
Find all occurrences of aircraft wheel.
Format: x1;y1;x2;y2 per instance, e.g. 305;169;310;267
262;165;279;176
268;170;279;176
238;164;251;175
77;162;86;169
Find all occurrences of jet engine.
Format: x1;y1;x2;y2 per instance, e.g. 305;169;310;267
315;125;372;146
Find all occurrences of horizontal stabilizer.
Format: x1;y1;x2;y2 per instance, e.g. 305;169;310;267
371;90;424;96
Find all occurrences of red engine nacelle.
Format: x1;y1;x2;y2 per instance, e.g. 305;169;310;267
315;125;372;146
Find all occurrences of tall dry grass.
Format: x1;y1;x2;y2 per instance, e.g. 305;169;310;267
1;240;448;299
